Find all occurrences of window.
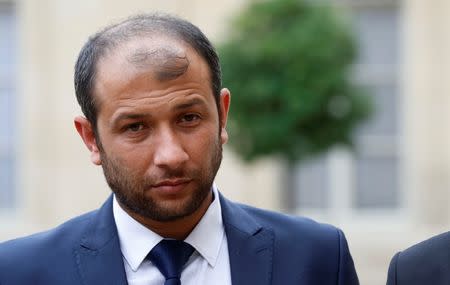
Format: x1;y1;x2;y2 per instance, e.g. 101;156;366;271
0;2;16;209
352;5;400;209
291;1;402;215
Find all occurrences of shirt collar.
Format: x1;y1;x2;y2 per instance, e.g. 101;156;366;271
185;185;224;267
113;185;224;271
113;195;162;272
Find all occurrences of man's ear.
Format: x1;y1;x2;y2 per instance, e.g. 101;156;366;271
74;116;102;165
219;88;231;145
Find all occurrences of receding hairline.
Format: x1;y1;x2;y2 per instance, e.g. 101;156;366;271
74;13;222;131
96;13;194;52
91;15;214;89
92;33;210;82
100;34;191;78
92;36;214;111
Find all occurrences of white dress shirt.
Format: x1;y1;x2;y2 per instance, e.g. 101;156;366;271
113;186;232;285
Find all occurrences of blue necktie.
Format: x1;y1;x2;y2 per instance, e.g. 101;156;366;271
148;239;195;285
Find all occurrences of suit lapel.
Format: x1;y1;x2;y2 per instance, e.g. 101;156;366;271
220;194;274;285
74;196;128;285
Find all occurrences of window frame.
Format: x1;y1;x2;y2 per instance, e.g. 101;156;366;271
0;1;17;211
291;0;408;226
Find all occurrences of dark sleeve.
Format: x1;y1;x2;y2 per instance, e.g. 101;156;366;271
386;252;400;285
337;229;360;285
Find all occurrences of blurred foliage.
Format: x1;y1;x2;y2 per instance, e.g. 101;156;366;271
220;0;372;163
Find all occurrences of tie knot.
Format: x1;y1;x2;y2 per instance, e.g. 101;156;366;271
147;239;195;283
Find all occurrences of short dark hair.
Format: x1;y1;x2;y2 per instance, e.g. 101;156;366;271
74;13;222;131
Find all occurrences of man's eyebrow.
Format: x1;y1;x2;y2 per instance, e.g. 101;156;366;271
110;113;148;126
173;98;208;110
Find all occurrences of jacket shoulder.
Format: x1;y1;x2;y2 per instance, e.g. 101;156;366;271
392;231;450;284
399;231;450;259
237;202;341;240
0;210;97;274
231;202;358;284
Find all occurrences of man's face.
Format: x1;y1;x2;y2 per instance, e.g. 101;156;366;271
76;37;230;222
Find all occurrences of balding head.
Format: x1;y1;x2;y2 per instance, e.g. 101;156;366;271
74;14;221;132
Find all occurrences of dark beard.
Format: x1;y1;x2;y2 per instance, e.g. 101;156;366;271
99;137;223;222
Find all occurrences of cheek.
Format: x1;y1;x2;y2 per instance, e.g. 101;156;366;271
106;142;154;174
95;124;154;173
128;146;155;168
184;129;218;159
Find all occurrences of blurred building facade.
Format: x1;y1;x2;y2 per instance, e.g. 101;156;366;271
1;0;450;284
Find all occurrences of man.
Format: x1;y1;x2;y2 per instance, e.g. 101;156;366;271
386;231;450;285
0;14;359;285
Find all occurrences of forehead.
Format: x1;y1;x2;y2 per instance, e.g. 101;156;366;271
92;36;213;109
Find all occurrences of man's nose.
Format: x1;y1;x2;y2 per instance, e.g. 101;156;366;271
153;128;189;169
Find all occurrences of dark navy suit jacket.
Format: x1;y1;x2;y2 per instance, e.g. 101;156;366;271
386;231;450;285
0;194;359;285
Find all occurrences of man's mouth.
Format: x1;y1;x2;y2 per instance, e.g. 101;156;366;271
153;178;191;187
151;178;192;194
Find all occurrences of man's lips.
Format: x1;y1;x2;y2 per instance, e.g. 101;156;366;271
153;178;191;187
151;179;192;194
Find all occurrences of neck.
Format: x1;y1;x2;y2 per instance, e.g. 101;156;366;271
120;191;213;240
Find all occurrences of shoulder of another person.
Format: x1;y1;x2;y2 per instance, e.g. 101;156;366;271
398;231;450;262
391;231;450;284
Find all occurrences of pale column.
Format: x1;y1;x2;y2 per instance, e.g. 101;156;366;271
404;0;450;228
19;0;67;229
441;0;450;224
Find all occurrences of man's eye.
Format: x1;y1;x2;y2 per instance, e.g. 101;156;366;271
181;114;200;122
126;123;144;132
